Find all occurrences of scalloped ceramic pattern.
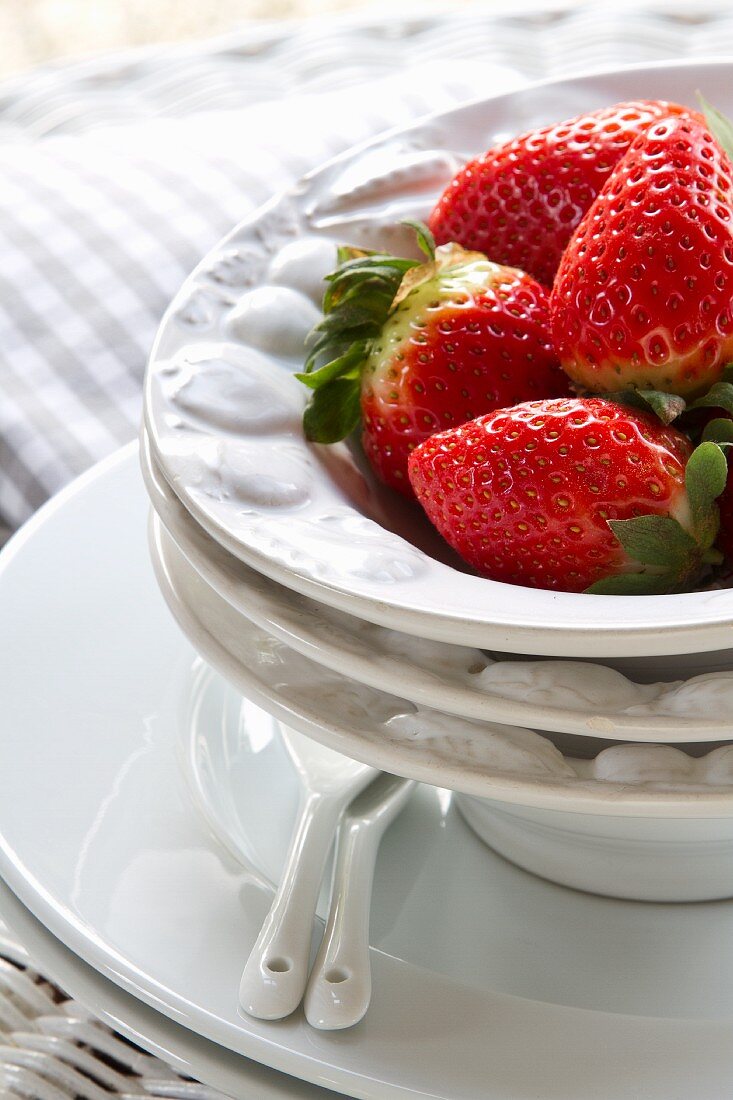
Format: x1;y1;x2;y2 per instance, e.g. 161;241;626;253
145;62;733;658
142;433;733;742
152;514;733;809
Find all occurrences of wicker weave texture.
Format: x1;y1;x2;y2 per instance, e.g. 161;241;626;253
0;926;229;1098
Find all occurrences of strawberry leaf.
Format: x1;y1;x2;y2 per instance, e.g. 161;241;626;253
296;342;367;390
334;244;379;267
699;93;733;162
690;381;733;417
604;389;686;425
701;417;733;445
303;376;361;444
591;442;729;595
298;237;426;442
585;572;679;596
635;389;686;424
685;440;727;549
607;515;698;568
402;219;436;261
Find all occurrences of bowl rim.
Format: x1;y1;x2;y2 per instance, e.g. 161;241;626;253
151;508;733;818
141;426;733;744
144;57;733;657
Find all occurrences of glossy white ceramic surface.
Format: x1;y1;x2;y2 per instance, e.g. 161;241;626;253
304;775;415;1031
0;878;331;1100
5;445;733;1098
154;513;733;795
239;729;376;1021
145;60;733;659
456;796;733;902
142;433;733;742
180;662;733;903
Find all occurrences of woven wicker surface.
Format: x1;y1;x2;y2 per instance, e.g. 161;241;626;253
0;923;229;1099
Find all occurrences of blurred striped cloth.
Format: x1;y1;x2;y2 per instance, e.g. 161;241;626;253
3;4;733;532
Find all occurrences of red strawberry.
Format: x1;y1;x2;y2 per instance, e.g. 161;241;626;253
551;112;733;399
408;396;727;594
429;100;694;288
299;229;569;497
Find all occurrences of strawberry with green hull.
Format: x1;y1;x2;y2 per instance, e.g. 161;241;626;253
647;375;733;570
428;100;694;288
551;109;733;399
407;396;727;594
299;228;569;497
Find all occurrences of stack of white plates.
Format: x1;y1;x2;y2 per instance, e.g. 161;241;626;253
143;58;733;906
3;60;733;1100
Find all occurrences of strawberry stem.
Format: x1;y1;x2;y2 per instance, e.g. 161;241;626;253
298;224;466;444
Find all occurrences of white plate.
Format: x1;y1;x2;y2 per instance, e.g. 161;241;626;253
145;59;733;659
150;508;733;900
3;446;733;1098
153;509;733;796
177;665;733;904
155;512;733;903
0;878;331;1100
142;427;733;742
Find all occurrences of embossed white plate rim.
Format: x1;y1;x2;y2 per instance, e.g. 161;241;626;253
151;511;733;813
141;429;733;744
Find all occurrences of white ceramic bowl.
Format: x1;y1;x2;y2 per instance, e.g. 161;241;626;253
141;431;733;743
149;508;733;902
145;59;733;660
454;797;733;903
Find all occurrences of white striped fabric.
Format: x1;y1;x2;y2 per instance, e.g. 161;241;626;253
2;6;733;530
0;58;523;528
3;5;733;530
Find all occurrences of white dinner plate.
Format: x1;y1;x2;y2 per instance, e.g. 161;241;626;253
145;59;733;659
142;427;733;742
152;518;733;901
3;445;733;1098
174;664;733;904
0;878;333;1100
152;509;733;801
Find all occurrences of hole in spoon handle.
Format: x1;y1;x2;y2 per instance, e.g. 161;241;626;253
325;966;351;984
266;956;293;974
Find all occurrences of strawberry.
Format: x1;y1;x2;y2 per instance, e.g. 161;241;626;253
407;396;727;594
429;100;694;288
298;226;569;497
551;110;733;399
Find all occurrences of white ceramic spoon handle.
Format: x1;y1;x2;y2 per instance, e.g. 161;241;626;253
239;789;342;1020
303;815;380;1030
